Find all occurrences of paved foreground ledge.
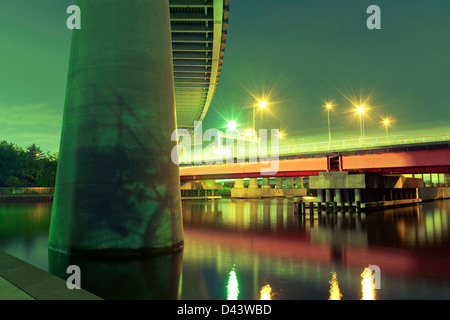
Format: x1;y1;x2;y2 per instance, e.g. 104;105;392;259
0;251;101;300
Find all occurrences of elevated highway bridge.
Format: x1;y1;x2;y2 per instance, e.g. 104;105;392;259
179;138;450;204
180;136;450;181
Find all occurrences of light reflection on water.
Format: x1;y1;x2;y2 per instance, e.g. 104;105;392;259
1;199;450;299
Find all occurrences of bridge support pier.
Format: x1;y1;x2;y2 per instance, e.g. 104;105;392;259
317;189;325;203
309;171;424;213
334;189;342;203
296;177;304;189
49;0;183;255
234;179;244;189
326;189;333;203
354;189;362;203
249;178;259;189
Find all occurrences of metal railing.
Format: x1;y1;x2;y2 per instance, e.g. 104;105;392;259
278;130;450;156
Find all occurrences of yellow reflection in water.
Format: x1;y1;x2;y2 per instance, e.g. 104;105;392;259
260;285;273;300
328;272;343;300
227;266;239;300
361;268;376;300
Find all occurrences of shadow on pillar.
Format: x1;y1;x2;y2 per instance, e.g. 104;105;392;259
48;248;183;300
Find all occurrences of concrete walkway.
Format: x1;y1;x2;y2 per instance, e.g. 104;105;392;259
0;251;101;300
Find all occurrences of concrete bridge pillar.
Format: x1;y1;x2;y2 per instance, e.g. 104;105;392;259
334;189;342;203
249;178;259;189
317;189;325;203
234;179;244;189
296;177;304;189
355;189;362;203
326;189;333;202
49;0;183;255
343;189;349;202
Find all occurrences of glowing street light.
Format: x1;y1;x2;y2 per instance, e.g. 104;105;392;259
259;100;267;109
383;119;390;137
227;120;238;132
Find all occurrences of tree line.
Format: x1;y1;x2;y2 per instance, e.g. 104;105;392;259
0;140;58;188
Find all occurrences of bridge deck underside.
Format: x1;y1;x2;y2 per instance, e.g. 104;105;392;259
169;0;229;129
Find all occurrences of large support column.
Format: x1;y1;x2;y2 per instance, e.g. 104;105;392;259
334;189;342;203
249;178;259;189
343;189;349;202
234;179;244;189
317;189;325;203
355;189;362;203
49;0;183;255
296;177;304;189
326;189;333;202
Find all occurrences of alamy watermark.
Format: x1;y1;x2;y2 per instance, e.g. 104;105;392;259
66;5;81;30
367;5;381;30
368;264;381;289
65;5;382;30
171;121;280;175
66;265;81;290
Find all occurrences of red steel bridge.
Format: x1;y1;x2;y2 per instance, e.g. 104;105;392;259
180;140;450;181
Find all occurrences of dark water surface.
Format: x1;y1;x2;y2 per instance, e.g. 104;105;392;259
1;199;450;300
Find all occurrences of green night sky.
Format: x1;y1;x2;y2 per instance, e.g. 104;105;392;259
1;0;449;153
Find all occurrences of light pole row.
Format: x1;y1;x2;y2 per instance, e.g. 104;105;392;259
325;103;392;141
228;99;284;139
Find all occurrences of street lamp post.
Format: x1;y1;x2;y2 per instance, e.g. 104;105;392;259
363;113;365;138
357;106;365;139
253;106;256;132
384;119;389;137
326;104;332;142
253;100;267;133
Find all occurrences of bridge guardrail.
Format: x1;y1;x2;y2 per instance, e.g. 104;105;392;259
278;130;450;156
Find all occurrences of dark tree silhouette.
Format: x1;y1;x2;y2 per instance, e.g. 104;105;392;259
0;140;58;188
